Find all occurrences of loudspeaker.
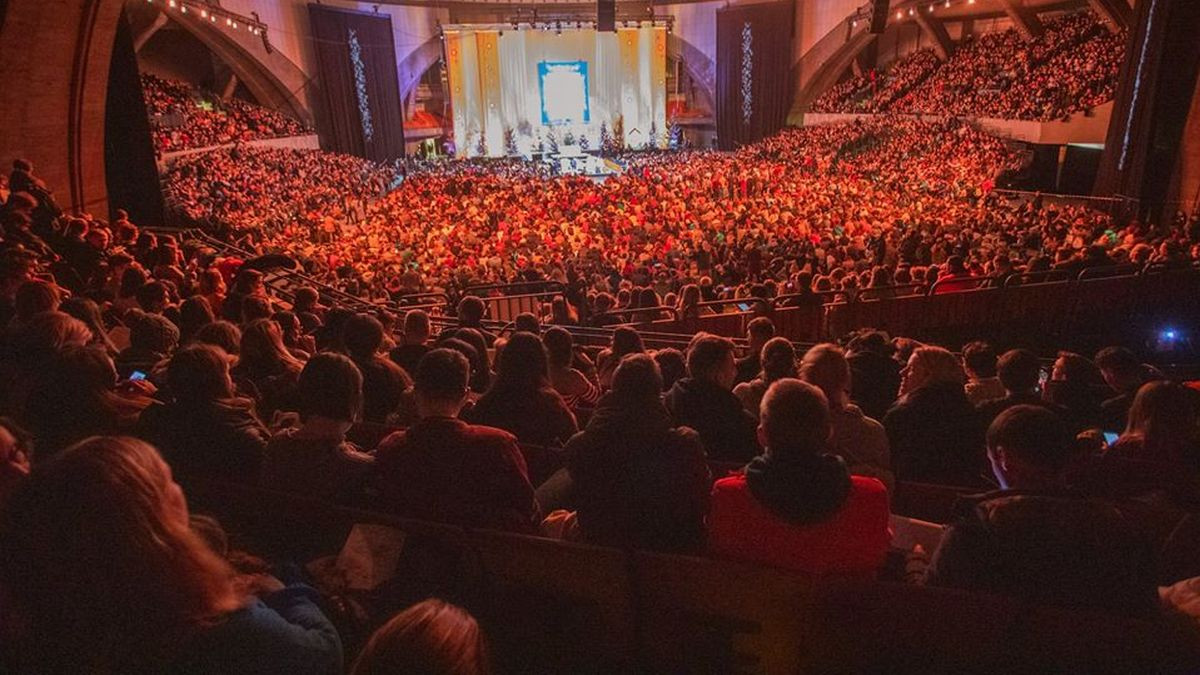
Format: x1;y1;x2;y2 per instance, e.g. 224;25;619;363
869;0;890;34
598;0;615;32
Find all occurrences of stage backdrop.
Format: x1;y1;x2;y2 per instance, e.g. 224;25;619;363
715;1;792;150
307;5;406;161
443;25;667;157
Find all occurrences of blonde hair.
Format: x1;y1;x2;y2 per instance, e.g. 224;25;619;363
911;346;965;387
352;599;490;675
0;436;242;672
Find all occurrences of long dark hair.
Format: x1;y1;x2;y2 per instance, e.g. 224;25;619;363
486;332;553;395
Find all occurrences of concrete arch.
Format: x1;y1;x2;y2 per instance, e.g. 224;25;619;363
397;35;443;102
790;19;878;121
137;4;318;126
668;33;715;114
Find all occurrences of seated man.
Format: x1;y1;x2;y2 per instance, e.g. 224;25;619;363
261;352;374;504
388;309;431;377
924;405;1160;616
664;335;760;463
708;379;890;575
962;341;1005;406
567;354;710;552
372;349;538;533
342;313;412;424
975;348;1065;428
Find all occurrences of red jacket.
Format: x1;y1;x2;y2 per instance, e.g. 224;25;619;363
708;474;890;576
372;417;538;533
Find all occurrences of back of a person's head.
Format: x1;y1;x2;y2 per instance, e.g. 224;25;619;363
119;266;147;297
611;353;664;402
240;295;273;324
351;599;489;675
14;311;92;360
127;308;180;354
1094;346;1140;378
168;344;232;404
193;320;241;355
233;268;263;295
686;334;736;382
179;296;215;339
760;379;831;458
0;436;238;671
747;317;775;343
298;352;363;423
987;404;1074;475
415;348;470;402
404;309;431;339
293;286;319;311
240;319;296;372
513;312;540;334
492;331;549;392
1125;381;1199;456
343;313;385;358
997;349;1040;394
962;341;998;378
759;337;798;382
457;295;485;324
135;280;169;312
909;346;964;388
1054;351;1103;386
14;280;60;321
799;343;850;403
611;326;644;358
652;348;686;391
542;326;573;368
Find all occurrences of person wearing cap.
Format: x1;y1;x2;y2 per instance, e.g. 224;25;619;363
114;308;180;382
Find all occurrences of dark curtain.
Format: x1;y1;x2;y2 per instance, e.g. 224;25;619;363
307;5;406;161
715;1;793;150
1094;0;1200;221
105;9;163;225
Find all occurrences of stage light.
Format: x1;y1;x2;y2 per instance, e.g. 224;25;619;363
168;0;176;7
232;21;238;29
927;4;934;12
210;15;216;22
200;9;207;18
944;0;951;6
896;10;903;19
908;8;914;16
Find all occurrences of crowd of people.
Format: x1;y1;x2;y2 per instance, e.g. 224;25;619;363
813;11;1126;122
1;168;1199;666
141;73;313;153
162;114;1199;319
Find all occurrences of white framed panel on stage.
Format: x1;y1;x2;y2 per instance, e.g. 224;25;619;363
443;23;668;158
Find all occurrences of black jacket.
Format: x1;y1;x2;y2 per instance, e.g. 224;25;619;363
925;489;1160;616
566;394;710;552
664;377;760;463
137;397;270;483
884;382;986;486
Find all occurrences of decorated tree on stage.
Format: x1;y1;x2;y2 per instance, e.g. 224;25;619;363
503;126;518;156
669;121;683;150
598;122;613;156
579;131;590;152
474;130;487;158
648;121;659;150
546;128;559;154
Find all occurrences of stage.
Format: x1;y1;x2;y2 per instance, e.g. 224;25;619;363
441;21;669;159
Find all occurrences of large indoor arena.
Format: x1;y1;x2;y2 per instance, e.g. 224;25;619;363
2;0;1200;671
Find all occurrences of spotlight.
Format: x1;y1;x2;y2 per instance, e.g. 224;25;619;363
168;0;176;7
908;8;915;16
232;21;237;29
200;9;207;17
927;4;933;12
944;0;950;6
180;4;187;13
896;10;903;19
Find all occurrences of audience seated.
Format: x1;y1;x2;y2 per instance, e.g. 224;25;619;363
544;326;601;411
0;436;343;673
846;331;902;421
1095;346;1156;431
373;349;538;532
799;343;894;491
1045;350;1109;430
232;319;305;421
665;335;760;463
342;313;412;424
566;354;710;552
962;341;1006;406
925;406;1160;616
976;348;1066;427
709;379;890;575
138;344;269;483
1108;381;1200;473
351;599;489;675
389;309;432;376
262;352;374;503
733;336;798;418
466;331;578;447
884;346;985;485
0;417;31;506
735;317;776;385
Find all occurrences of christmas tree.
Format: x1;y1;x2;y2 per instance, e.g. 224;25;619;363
503;126;518;156
598;122;612;156
669;121;683;150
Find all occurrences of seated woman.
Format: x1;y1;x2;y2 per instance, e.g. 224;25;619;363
138;344;270;484
232;318;305;422
0;436;343;673
262;352;374;503
733;337;798;419
709;380;890;576
466;332;578;448
543;327;600;412
351;599;489;675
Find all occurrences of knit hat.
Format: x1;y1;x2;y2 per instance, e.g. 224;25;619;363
127;309;180;354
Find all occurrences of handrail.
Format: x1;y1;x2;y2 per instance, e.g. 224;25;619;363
600;306;679;324
1077;264;1142;281
694;297;770;314
857;283;928;301
928;275;993;294
1004;269;1073;287
465;280;567;297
